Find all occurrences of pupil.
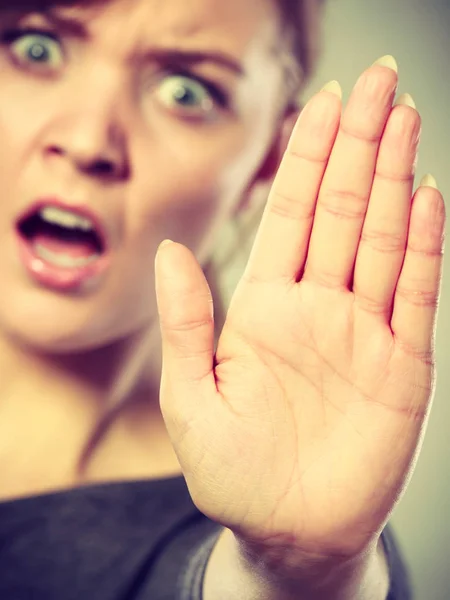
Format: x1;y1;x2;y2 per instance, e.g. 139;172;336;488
29;44;47;61
174;85;195;105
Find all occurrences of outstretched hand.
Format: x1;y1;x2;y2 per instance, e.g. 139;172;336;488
155;56;446;568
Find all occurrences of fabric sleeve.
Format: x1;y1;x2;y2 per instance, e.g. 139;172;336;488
177;529;221;600
381;523;413;600
178;523;413;600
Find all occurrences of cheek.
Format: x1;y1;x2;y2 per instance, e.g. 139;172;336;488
126;124;255;254
0;81;60;205
0;86;35;173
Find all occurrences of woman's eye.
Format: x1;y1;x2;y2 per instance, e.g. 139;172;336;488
155;74;224;118
5;30;64;70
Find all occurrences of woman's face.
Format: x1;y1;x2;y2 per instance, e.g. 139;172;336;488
0;0;288;352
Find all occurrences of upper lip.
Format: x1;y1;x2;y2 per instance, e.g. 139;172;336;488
16;197;109;251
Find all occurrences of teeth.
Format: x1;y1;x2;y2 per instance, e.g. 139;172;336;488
34;243;100;268
39;206;94;231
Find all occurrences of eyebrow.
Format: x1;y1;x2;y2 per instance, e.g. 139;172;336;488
135;49;244;77
39;7;90;38
41;8;244;77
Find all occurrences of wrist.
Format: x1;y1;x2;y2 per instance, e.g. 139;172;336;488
233;532;390;600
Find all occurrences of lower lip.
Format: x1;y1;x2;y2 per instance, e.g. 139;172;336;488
15;232;111;292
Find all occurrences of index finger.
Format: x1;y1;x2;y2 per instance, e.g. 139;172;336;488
243;81;342;285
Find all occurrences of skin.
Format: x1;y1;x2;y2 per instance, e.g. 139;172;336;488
0;0;294;499
155;56;446;590
0;0;446;596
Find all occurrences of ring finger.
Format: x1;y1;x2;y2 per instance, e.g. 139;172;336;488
353;94;421;318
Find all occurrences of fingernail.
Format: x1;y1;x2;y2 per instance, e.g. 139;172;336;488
158;239;174;250
419;174;439;190
394;93;416;109
371;54;398;73
320;80;342;99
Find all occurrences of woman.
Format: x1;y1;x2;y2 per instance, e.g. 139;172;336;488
0;0;444;598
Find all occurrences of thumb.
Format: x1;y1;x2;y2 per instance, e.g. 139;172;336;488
155;239;216;407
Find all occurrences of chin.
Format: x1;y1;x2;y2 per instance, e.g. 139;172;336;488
0;284;128;355
0;235;157;356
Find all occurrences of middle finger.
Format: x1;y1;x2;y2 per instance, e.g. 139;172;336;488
302;56;399;289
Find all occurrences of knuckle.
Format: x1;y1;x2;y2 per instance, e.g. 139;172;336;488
339;122;382;146
395;283;440;309
394;337;435;366
374;168;413;185
319;187;367;219
168;317;214;335
269;191;314;221
407;239;444;258
302;266;347;291
354;292;388;316
360;228;405;254
286;148;328;167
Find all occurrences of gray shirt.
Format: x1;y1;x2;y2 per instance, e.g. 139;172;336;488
0;475;412;599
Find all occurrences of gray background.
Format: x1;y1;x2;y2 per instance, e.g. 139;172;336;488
213;1;450;598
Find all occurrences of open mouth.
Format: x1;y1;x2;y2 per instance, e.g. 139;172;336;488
14;202;111;291
17;205;105;269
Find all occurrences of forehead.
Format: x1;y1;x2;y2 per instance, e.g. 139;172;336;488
7;0;281;59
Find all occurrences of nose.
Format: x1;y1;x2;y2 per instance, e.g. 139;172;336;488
43;99;130;182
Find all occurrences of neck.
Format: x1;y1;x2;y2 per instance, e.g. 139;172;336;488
0;323;176;500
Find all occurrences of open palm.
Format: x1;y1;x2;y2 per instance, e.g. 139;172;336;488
155;58;446;561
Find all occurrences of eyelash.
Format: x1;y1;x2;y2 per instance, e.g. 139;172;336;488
162;67;229;109
0;26;230;110
1;25;59;42
0;26;62;57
